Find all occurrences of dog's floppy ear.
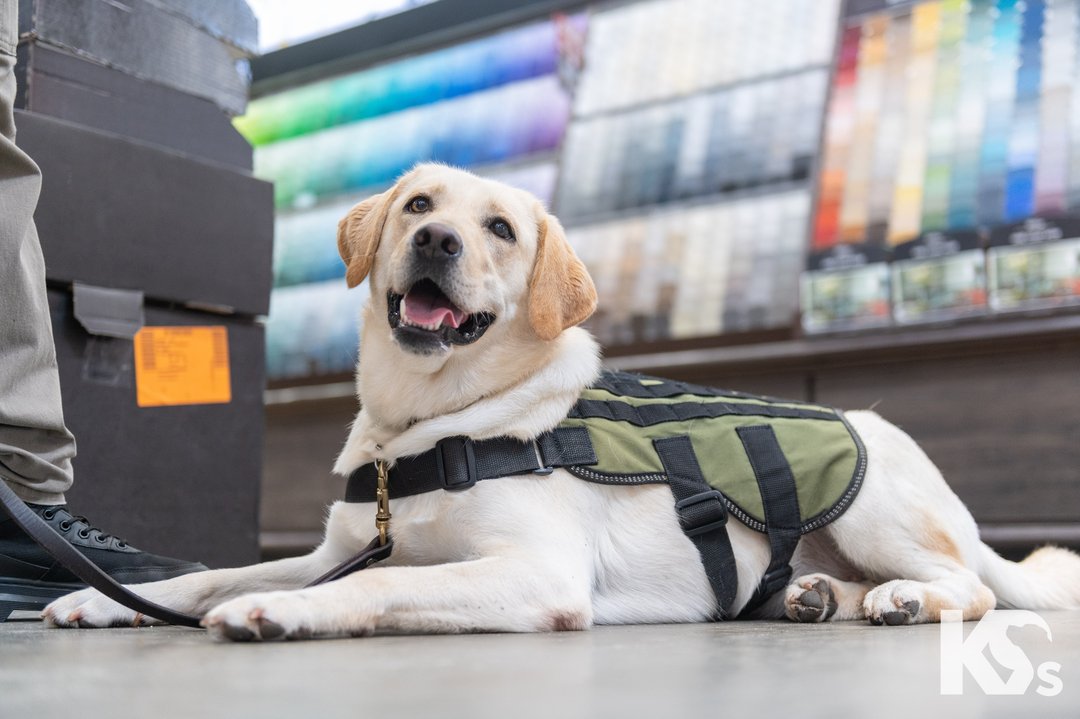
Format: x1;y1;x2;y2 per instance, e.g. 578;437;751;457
528;211;598;341
337;189;394;288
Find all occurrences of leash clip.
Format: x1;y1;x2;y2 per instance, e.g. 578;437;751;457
375;459;391;546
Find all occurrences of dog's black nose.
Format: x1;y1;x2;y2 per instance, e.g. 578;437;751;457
413;223;462;259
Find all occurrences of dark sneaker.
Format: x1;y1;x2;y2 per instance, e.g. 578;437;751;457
0;504;206;621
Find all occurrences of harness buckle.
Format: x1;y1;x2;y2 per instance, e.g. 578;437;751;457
435;437;478;491
674;489;728;537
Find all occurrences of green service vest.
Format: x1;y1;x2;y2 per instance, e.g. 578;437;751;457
557;370;866;535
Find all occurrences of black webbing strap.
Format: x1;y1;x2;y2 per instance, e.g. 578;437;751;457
346;427;597;502
568;398;840;426
736;425;802;616
652;436;738;620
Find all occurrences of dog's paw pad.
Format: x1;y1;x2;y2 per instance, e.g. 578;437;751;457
249;609;287;641
865;582;924;626
786;576;838;623
881;599;921;625
222;623;255;641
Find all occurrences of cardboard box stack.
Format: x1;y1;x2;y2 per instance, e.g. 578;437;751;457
14;0;272;568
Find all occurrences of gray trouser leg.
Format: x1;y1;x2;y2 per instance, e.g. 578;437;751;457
0;1;75;504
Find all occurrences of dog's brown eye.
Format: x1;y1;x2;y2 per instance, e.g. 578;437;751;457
489;219;514;241
406;196;430;213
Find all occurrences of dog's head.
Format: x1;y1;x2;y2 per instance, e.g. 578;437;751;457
337;164;597;360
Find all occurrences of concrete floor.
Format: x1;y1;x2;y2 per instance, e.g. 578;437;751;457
3;612;1080;719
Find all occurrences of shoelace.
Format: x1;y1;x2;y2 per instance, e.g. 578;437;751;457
38;507;129;548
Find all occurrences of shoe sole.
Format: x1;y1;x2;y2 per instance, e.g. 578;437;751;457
0;579;85;622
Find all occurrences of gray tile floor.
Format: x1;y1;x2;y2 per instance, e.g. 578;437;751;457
3;611;1080;719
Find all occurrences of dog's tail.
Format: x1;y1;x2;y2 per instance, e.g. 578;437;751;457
977;543;1080;610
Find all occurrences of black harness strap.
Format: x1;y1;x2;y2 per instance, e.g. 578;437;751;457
346;427;596;501
735;425;802;616
568;398;840;426
652;436;738;620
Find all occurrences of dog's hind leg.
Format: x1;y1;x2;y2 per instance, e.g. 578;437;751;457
784;573;874;622
824;410;999;626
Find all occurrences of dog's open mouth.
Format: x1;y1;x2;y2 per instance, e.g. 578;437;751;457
387;279;495;351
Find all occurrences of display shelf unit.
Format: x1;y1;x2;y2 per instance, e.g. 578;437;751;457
558;0;838;347
247;0;1079;556
804;0;1080;332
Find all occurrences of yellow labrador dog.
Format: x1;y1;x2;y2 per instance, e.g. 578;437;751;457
44;164;1080;639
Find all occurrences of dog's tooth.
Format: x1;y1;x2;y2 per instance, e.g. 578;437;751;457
402;316;441;332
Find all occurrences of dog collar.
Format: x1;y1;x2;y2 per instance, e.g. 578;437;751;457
345;428;597;501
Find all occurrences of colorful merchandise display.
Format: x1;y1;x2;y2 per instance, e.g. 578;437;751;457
264;279;370;380
256;75;570;209
806;0;1080;331
248;0;841;379
559;0;835;346
558;70;827;222
574;0;839;116
570;190;810;344
236;17;580;146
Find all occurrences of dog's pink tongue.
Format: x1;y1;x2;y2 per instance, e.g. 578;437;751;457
404;291;465;328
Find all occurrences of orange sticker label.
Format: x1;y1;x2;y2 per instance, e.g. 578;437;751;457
134;326;232;407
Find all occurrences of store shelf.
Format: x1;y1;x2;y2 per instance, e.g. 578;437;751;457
609;312;1080;376
250;0;1080;554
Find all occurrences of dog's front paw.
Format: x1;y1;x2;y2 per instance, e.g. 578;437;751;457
785;574;838;623
864;580;924;626
43;588;157;628
203;590;361;642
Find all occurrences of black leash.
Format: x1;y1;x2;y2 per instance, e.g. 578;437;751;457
304;537;394;587
0;478;392;627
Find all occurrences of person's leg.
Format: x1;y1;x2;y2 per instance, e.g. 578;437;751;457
0;0;75;505
0;3;207;621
